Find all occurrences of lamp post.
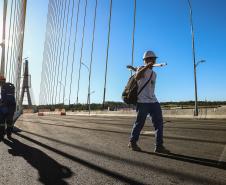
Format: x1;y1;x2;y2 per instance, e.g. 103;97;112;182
194;59;206;116
187;0;200;116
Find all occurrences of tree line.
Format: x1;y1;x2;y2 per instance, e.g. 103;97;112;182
23;101;226;111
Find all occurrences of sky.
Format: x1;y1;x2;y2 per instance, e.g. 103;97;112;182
1;0;226;104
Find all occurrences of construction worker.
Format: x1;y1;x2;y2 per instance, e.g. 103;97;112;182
128;50;170;153
0;77;16;140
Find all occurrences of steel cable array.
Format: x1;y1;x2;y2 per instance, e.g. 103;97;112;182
54;0;68;105
2;0;27;109
102;0;113;108
68;0;81;105
39;0;115;109
58;0;71;104
86;0;98;111
62;0;75;105
75;0;88;105
39;0;53;105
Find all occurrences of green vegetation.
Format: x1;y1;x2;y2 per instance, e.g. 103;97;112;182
35;101;226;111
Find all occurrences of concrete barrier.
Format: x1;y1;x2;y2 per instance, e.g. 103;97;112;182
60;112;66;116
38;112;44;116
163;106;226;119
35;106;226;119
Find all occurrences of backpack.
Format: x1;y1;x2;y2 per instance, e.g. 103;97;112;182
122;71;153;105
1;82;16;106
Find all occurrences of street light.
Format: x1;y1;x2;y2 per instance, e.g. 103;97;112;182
195;60;206;68
187;0;200;116
81;62;89;71
193;59;206;116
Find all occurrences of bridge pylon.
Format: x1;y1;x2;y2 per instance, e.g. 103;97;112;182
19;59;32;107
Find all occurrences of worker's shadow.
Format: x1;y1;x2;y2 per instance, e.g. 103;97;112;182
137;150;226;170
3;138;73;185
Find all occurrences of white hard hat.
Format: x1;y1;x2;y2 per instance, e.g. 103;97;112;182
143;50;157;60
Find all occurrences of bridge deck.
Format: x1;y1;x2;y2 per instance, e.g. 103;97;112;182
0;114;226;185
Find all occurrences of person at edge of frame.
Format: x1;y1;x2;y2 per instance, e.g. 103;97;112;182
128;50;170;153
0;77;16;141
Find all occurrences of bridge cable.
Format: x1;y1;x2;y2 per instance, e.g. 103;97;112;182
46;0;58;104
51;0;64;105
75;0;88;104
15;0;27;106
131;0;136;76
11;0;22;85
42;0;54;105
54;0;68;105
59;0;71;104
62;0;76;105
49;0;61;104
12;0;22;83
102;0;113;108
86;0;98;109
46;0;57;105
5;0;14;78
8;0;19;82
68;0;82;105
39;0;52;105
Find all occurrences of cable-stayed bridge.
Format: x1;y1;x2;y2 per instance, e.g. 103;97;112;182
0;1;226;185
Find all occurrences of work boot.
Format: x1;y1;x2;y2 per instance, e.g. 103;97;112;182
7;133;12;140
0;134;4;142
154;145;170;154
128;142;142;151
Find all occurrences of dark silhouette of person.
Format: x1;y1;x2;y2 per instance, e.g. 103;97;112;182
0;82;16;140
3;138;73;185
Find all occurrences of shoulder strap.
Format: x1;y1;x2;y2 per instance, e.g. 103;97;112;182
137;71;153;95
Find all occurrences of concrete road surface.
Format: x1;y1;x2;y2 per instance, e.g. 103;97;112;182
0;114;226;185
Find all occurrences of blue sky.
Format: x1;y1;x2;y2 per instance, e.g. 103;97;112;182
1;0;226;104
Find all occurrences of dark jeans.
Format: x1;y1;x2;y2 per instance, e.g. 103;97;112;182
0;106;15;137
130;102;163;146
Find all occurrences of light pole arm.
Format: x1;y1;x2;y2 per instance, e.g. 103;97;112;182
81;62;90;72
195;60;206;68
